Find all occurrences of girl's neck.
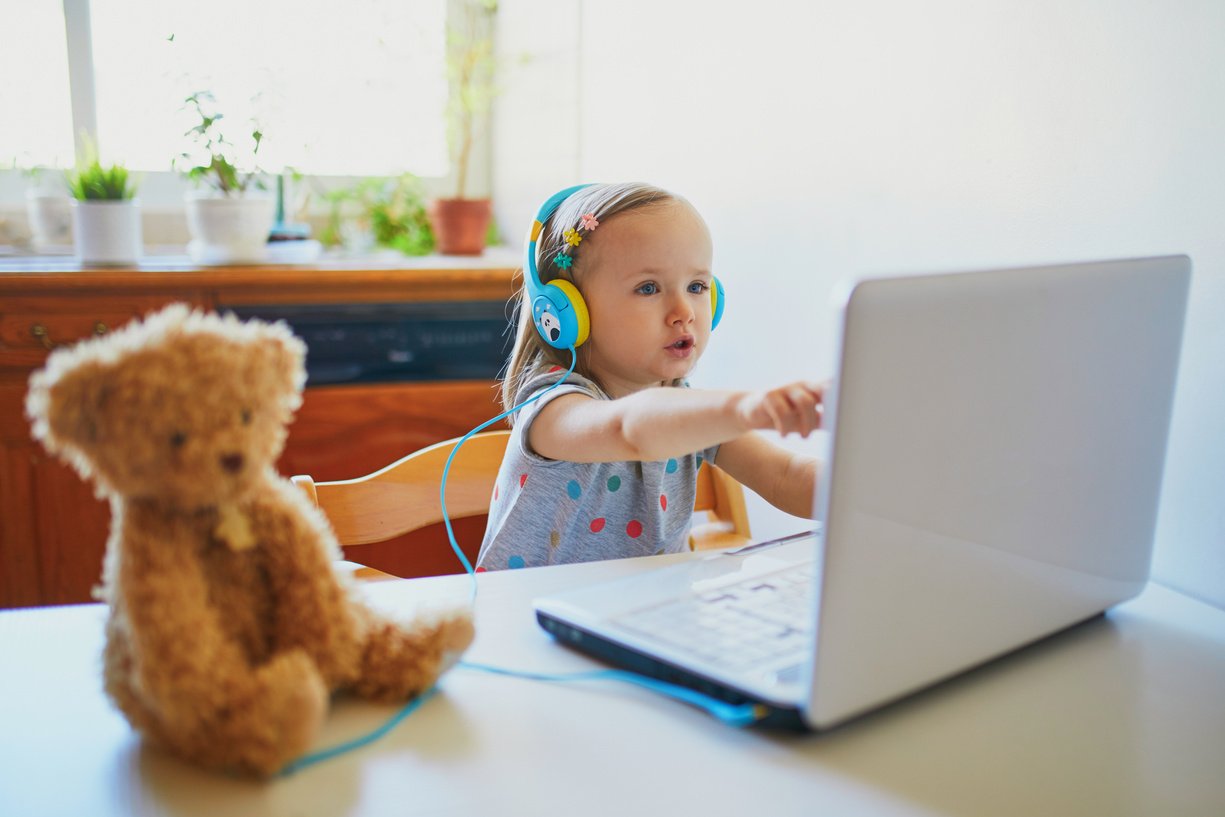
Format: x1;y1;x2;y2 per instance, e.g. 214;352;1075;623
571;348;668;399
584;367;664;400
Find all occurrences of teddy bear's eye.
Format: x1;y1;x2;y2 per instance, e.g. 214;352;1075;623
169;431;187;449
240;408;252;425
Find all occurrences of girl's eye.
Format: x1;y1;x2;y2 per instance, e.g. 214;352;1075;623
636;282;658;295
170;431;187;449
689;281;710;294
241;408;252;425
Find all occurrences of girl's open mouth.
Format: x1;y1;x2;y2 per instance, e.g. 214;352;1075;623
666;335;695;356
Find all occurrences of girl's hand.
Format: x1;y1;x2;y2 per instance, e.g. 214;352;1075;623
737;381;826;437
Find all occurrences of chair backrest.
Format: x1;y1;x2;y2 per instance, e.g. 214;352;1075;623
690;456;752;551
292;431;510;547
292;429;752;576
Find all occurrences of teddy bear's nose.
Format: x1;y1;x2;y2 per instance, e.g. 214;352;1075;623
220;453;244;474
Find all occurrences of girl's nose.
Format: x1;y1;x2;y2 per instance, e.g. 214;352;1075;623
668;293;695;324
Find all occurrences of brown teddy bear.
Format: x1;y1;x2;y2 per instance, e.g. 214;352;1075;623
25;303;474;777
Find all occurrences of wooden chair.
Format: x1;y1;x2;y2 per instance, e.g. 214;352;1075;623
688;457;753;552
292;429;752;580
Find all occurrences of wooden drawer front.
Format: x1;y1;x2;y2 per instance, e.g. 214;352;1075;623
279;380;507;482
0;380;34;445
0;295;206;368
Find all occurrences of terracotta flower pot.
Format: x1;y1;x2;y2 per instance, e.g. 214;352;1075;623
428;198;492;256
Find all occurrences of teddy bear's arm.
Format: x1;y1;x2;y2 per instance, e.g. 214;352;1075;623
117;510;257;697
252;481;368;684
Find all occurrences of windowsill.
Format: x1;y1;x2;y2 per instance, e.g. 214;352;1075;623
0;243;520;271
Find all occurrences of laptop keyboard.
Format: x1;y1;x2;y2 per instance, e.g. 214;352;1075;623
614;562;816;672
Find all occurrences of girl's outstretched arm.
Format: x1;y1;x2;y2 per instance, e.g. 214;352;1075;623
530;380;825;464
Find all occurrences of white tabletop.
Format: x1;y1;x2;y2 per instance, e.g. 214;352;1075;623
2;550;1224;817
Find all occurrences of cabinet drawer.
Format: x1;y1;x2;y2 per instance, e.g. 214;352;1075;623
0;295;205;368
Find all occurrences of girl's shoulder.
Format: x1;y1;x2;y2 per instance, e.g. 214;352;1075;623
519;367;607;403
508;368;606;448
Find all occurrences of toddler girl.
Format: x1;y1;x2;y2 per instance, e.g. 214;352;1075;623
476;182;823;570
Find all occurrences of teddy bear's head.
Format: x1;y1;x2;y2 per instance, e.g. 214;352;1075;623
27;303;307;510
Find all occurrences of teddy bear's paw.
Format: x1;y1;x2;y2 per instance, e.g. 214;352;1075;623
152;650;328;777
230;650;330;776
351;609;476;703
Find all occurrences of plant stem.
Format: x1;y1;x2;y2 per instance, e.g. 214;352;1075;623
455;43;476;199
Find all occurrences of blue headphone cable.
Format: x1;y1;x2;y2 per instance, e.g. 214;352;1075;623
439;348;582;599
281;323;757;775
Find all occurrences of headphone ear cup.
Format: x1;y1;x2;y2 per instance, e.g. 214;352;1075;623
710;276;726;331
531;279;590;349
550;279;590;347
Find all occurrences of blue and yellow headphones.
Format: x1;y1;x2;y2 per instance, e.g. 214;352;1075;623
524;183;725;349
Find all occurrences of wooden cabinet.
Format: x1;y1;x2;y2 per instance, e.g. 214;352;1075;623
0;257;516;607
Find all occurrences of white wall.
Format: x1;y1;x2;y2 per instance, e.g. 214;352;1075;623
495;0;1225;609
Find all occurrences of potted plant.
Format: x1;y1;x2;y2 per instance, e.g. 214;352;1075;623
321;173;435;256
19;163;73;251
174;91;274;264
64;146;142;266
428;0;498;255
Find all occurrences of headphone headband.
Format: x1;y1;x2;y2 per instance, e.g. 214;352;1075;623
524;183;595;289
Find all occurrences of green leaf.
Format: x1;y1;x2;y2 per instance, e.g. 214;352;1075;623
176;90;265;194
64;152;137;200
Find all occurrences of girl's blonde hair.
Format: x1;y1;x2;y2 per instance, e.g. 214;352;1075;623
500;182;680;419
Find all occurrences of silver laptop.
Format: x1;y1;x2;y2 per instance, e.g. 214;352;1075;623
534;255;1191;730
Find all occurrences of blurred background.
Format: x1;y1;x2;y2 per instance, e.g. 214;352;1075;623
2;0;1221;608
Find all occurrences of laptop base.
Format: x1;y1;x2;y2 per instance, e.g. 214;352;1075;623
537;611;808;730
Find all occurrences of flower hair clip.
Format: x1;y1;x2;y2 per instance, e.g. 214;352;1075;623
554;253;574;269
579;213;600;231
562;228;583;247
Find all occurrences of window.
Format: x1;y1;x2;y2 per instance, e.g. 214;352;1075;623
0;3;76;169
3;0;449;190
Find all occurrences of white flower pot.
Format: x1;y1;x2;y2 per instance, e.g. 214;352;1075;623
184;194;275;264
26;189;73;250
72;200;142;266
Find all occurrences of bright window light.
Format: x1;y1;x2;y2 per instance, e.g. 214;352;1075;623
89;0;449;177
0;3;76;169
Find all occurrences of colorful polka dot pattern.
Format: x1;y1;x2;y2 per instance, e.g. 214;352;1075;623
494;449;709;571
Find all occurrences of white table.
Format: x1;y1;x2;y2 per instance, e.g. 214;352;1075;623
2;550;1223;817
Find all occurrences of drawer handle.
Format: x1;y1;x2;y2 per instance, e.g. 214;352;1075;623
30;321;110;350
30;324;54;350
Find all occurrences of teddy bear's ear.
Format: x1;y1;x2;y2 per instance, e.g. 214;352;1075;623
252;322;308;404
27;357;114;454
